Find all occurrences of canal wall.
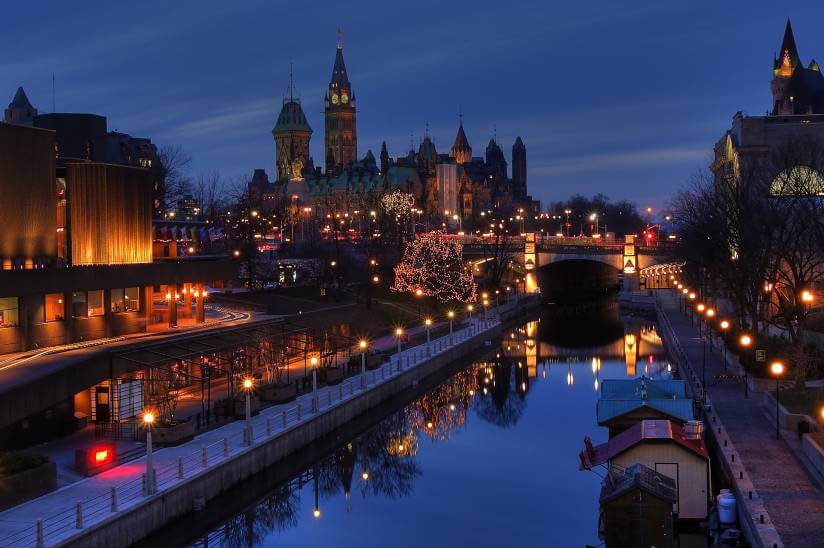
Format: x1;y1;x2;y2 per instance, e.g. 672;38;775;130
59;299;540;548
654;300;782;548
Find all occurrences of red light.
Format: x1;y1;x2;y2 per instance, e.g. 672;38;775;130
645;232;653;240
94;449;109;463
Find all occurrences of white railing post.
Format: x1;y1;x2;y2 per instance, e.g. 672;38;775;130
75;501;83;529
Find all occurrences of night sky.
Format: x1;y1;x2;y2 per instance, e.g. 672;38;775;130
3;0;823;210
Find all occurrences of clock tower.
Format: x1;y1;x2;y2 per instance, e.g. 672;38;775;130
324;38;357;174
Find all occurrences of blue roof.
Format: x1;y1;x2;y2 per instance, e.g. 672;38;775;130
600;377;686;400
596;398;694;425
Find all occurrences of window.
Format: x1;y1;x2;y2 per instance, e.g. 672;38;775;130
0;297;19;327
72;291;87;318
124;287;140;312
111;288;140;313
111;289;124;313
88;290;104;317
45;293;64;322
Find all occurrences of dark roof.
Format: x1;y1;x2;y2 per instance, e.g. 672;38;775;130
775;18;801;72
452;123;470;150
330;46;350;88
513;136;525;150
418;135;437;160
273;100;312;134
579;419;709;469
600;463;677;505
9;86;33;109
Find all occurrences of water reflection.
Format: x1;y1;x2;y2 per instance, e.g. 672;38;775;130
168;308;673;547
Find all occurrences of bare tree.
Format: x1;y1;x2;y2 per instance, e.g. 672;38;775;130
158;144;193;212
193;170;223;221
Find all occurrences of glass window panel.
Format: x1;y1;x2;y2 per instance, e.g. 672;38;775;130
111;288;125;313
72;291;87;318
87;290;104;317
124;287;140;312
45;293;65;322
0;297;19;327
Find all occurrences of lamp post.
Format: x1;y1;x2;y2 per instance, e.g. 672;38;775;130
770;361;785;440
395;328;403;362
359;339;367;388
719;320;730;370
425;318;432;356
483;299;489;323
705;308;715;352
447;311;454;345
696;304;706;401
243;378;253;445
467;304;474;322
739;334;752;399
143;411;156;495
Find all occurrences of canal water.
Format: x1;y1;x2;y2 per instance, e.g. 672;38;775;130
147;303;690;547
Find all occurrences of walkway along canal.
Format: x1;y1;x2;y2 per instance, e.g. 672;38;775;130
0;298;538;548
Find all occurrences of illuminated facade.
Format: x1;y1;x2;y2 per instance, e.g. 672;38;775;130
273;74;313;182
0;122;235;354
324;42;357;174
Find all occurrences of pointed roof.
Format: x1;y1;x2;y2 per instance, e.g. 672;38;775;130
9;86;33;109
513;136;525;150
330;45;350;88
775;18;802;75
418;134;437;160
486;137;502;152
273;100;312;134
810;59;821;72
453;122;470;150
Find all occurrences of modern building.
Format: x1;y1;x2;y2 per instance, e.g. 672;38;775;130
4;89;167;216
580;419;710;520
0;122;235;354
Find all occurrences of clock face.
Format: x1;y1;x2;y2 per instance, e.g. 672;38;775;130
331;94;339;105
341;93;349;104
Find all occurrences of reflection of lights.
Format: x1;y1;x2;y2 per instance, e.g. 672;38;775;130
313;508;321;519
594;378;599;391
362;472;369;480
468;390;474;396
483;387;488;395
449;404;456;411
521;382;526;392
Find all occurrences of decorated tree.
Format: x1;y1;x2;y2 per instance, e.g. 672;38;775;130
392;231;477;303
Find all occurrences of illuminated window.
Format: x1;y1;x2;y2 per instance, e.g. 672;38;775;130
110;288;140;313
88;290;104;317
124;287;140;311
111;289;125;313
0;297;19;327
139;158;152;168
45;293;64;322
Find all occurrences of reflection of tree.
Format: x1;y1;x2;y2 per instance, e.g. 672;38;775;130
472;359;528;428
406;367;476;442
208;484;300;548
356;412;421;500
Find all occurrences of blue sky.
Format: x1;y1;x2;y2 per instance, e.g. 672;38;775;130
3;0;823;209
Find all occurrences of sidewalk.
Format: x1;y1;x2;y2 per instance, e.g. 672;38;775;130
659;293;824;548
0;309;505;548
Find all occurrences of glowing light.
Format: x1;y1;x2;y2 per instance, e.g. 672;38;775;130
395;328;404;337
94;449;109;463
770;361;785;376
313;509;321;518
143;411;155;425
359;340;368;349
362;472;369;480
243;378;253;390
739;334;752;347
802;290;814;303
720;320;730;330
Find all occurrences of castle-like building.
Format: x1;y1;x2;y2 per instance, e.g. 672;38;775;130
712;19;824;193
267;38;539;225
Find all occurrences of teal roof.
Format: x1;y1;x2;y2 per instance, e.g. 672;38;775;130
596;398;694;425
305;166;421;196
600;378;686;400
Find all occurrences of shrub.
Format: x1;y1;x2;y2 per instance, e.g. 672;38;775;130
0;452;49;477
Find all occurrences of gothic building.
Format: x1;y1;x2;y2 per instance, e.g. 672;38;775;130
272;76;313;182
264;35;538;225
324;42;357;174
713;19;824;193
770;19;824;116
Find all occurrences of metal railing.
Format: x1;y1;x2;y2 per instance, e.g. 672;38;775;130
0;316;502;548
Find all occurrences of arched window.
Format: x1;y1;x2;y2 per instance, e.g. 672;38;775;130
770;166;824;196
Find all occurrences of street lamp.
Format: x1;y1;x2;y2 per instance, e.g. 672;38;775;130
467;304;474;322
483;299;489;322
719;320;730;370
770;361;785;440
143;411;156;495
447;311;455;344
395;328;404;360
243;378;253;446
359;339;368;388
739;334;752;399
425;318;433;355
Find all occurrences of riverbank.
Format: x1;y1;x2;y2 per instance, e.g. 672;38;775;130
0;297;540;548
656;292;824;548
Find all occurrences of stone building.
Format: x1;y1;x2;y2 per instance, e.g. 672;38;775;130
712;20;824;194
272;74;313;182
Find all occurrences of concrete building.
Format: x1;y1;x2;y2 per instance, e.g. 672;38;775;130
0;122;235;354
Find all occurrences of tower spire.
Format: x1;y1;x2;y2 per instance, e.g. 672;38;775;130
337;27;344;50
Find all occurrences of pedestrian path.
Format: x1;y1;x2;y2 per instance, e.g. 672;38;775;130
0;315;501;548
659;294;824;548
